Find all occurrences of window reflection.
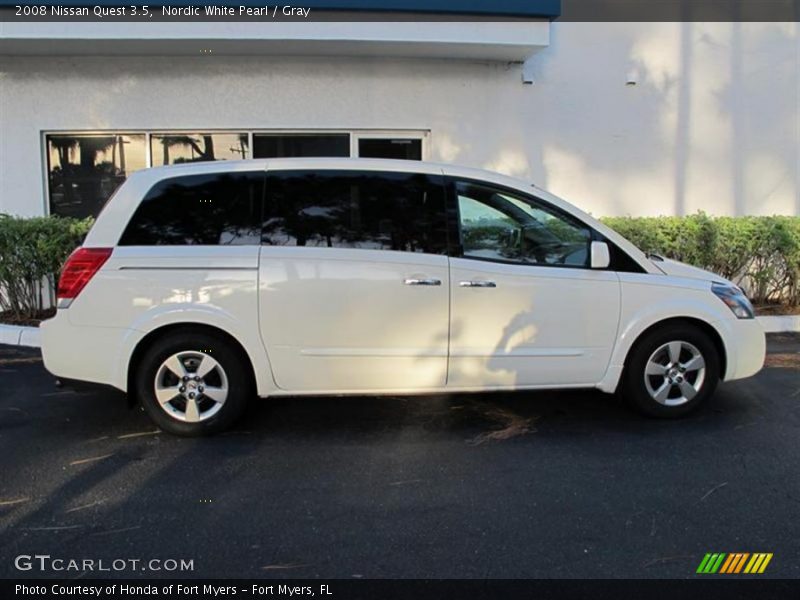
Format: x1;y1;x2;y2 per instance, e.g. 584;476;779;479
263;170;448;255
119;172;263;246
47;134;146;219
151;133;249;166
457;182;591;267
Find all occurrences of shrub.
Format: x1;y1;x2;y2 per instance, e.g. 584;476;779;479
602;213;800;306
0;214;94;320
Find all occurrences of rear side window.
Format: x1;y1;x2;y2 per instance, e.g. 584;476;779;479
262;170;448;255
118;171;263;245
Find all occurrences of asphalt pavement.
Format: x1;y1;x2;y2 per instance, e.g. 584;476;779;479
0;335;798;579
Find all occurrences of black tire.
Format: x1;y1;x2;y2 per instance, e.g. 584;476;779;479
621;323;720;418
135;330;252;436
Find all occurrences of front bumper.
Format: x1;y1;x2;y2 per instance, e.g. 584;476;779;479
722;317;766;381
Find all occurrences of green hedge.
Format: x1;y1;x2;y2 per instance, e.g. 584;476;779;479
0;214;94;320
601;214;800;306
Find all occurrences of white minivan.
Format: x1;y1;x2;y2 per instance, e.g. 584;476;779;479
41;158;765;435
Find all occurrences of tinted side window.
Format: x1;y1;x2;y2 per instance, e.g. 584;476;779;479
262;170;448;255
119;172;263;245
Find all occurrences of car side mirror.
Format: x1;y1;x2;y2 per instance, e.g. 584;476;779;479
590;241;611;269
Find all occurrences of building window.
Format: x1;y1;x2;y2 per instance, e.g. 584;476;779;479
46;133;147;219
358;138;422;160
253;134;350;158
150;132;249;167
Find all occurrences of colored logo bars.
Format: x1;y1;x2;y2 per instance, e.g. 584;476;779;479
696;553;773;574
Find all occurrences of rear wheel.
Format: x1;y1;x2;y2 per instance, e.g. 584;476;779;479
135;331;252;436
622;324;720;418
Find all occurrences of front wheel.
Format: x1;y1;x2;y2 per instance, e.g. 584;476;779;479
621;324;720;418
135;331;252;436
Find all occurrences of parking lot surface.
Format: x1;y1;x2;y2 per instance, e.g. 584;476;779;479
0;335;798;579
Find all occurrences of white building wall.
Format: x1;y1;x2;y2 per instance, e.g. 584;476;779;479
0;21;798;218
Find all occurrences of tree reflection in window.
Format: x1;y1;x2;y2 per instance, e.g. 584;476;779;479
119;172;264;246
47;134;146;219
150;133;249;166
262;170;448;255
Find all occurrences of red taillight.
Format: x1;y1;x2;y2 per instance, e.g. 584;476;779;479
56;247;112;305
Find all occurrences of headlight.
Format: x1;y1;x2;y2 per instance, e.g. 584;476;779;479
711;282;755;319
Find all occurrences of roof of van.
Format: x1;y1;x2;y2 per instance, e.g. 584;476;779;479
141;157;540;190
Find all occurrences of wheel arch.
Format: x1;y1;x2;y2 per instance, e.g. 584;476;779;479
622;316;727;380
126;323;258;406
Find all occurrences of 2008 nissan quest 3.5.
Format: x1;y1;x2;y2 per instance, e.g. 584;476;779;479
41;158;765;436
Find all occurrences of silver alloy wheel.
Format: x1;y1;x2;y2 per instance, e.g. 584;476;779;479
643;340;706;407
154;351;229;423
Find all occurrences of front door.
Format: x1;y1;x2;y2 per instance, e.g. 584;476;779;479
447;179;621;389
258;167;450;392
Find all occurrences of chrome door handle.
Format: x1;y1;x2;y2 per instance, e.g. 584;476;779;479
404;278;442;286
459;280;497;288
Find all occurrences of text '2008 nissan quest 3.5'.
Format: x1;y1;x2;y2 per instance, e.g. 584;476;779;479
41;158;765;436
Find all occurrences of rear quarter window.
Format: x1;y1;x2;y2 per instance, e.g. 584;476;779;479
118;171;264;245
